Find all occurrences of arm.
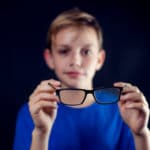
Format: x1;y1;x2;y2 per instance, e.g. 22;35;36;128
114;82;150;150
30;128;50;150
133;128;150;150
29;79;61;150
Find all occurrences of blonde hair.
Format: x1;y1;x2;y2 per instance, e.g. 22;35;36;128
47;8;103;49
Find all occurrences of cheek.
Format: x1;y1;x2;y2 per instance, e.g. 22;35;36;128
84;61;98;77
84;59;97;69
54;59;66;72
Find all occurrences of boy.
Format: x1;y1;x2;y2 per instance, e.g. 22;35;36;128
13;8;150;150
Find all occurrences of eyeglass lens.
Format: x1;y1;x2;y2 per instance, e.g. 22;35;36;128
94;88;121;103
59;90;85;105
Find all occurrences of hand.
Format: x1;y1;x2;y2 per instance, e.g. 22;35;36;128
114;82;150;136
28;79;61;133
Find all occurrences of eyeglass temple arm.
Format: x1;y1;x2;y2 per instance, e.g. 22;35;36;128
48;82;57;90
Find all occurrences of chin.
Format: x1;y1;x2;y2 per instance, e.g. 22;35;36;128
59;76;91;89
66;82;90;89
61;80;84;89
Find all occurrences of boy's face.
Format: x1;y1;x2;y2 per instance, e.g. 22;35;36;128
45;26;105;89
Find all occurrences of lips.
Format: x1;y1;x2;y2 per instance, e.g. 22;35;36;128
64;71;84;78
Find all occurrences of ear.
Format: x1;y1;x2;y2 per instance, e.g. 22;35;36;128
96;49;106;71
43;48;55;70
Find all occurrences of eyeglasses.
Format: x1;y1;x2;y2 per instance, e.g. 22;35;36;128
48;83;123;106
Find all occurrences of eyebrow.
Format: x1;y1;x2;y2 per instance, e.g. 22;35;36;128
57;45;70;48
56;43;93;48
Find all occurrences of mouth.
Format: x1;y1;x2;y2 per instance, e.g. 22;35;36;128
64;71;84;78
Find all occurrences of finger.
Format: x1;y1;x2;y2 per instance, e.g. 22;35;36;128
114;82;132;88
36;79;61;92
29;93;59;105
122;85;140;94
120;91;148;106
32;79;61;96
30;101;58;114
114;82;141;94
32;84;55;97
124;101;148;112
40;79;61;87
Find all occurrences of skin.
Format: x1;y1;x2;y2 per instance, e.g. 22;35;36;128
46;27;105;89
29;26;150;150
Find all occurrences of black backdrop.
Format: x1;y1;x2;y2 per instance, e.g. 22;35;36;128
0;0;150;149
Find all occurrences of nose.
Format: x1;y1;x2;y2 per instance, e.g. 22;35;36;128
69;51;82;67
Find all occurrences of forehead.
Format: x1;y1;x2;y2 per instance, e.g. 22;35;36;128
52;26;99;48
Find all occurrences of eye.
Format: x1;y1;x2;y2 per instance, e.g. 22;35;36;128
81;49;93;56
58;49;70;55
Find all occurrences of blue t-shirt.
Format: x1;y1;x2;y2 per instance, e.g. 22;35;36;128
13;103;135;150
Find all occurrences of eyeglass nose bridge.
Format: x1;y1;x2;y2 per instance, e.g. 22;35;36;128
79;89;95;104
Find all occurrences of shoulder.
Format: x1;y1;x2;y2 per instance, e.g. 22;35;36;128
15;103;34;131
17;103;29;116
16;103;32;123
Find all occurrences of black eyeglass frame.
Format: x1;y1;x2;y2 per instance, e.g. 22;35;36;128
55;87;123;106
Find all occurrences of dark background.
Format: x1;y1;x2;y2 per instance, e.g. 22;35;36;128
0;0;150;149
